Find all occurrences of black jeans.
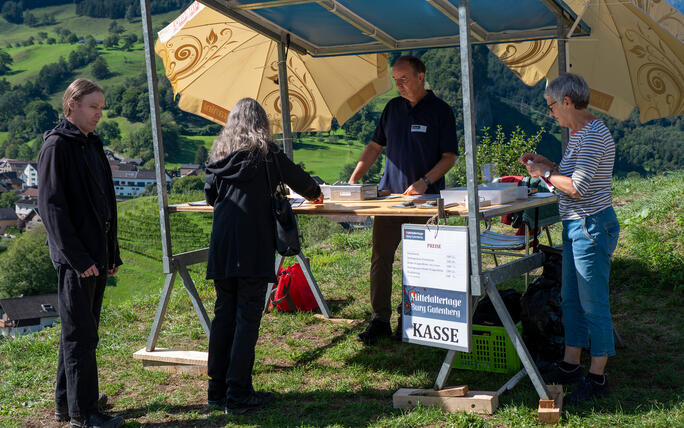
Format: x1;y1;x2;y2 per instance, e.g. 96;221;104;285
55;264;106;418
208;277;268;403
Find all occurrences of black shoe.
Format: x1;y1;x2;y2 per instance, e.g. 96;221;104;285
357;319;392;345
565;375;610;405
225;391;275;415
207;398;225;409
541;361;585;385
69;411;124;428
56;393;108;422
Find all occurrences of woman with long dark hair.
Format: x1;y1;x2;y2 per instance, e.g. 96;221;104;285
205;98;322;414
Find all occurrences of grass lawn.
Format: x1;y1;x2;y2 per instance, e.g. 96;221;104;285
3;43;75;86
291;133;367;183
0;173;682;426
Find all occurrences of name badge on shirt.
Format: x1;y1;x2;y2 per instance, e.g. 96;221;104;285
411;124;427;133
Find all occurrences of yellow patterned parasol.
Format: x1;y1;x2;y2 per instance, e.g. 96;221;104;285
155;1;392;134
489;0;684;123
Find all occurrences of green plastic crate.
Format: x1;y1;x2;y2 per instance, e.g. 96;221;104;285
454;322;523;374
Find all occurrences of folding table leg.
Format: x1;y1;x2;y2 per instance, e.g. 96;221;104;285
434;350;458;390
177;264;212;338
484;281;551;400
297;252;331;317
146;271;177;352
264;254;285;313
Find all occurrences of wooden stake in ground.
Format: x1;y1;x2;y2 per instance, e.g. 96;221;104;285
538;384;563;424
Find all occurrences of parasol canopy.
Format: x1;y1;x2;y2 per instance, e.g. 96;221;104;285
489;0;684;122
155;1;392;133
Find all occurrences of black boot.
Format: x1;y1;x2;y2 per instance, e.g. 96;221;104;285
225;391;275;415
565;375;610;405
69;411;124;428
357;319;391;345
55;393;108;422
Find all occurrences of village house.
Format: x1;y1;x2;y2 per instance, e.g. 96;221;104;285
0;207;18;234
17;208;42;231
0;160;38;189
112;169;171;197
109;160;137;171
20;162;38;187
0;294;59;338
180;164;203;177
0;159;28;175
0;171;23;191
15;188;39;217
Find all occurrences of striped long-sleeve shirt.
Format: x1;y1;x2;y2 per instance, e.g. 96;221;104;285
558;119;615;220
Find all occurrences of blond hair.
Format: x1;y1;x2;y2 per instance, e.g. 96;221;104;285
209;98;271;162
63;78;104;117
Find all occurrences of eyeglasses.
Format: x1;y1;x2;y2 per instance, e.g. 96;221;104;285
547;101;557;112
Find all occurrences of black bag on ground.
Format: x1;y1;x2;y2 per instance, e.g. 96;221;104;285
520;245;564;364
472;289;522;326
266;153;300;257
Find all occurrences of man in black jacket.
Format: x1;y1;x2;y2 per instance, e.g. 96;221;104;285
38;78;124;428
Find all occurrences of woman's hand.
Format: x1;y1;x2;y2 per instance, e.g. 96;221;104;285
520;153;554;178
308;194;324;204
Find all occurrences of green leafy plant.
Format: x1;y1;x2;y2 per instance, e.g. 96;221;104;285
447;125;543;187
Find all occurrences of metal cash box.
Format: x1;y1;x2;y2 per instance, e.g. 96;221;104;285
327;184;378;200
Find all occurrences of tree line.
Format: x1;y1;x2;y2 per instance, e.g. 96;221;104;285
75;0;186;20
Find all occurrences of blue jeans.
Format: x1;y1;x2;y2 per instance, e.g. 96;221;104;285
561;207;620;357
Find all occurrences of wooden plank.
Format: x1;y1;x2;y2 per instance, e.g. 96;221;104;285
133;348;208;366
413;385;469;397
142;359;207;376
538;384;563;425
393;388;497;415
313;314;358;325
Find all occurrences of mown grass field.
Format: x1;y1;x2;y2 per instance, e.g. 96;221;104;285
1;4;173;104
0;172;682;427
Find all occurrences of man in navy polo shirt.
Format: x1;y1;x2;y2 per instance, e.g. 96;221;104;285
349;55;458;345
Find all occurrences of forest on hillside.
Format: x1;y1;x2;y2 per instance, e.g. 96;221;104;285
0;0;186;23
0;1;682;176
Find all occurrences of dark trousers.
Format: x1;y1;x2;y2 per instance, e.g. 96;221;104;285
55;264;106;418
370;216;430;322
208;277;268;402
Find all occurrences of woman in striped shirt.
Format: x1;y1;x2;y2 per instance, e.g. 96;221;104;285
520;73;620;405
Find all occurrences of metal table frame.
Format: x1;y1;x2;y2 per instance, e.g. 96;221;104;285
139;0;576;402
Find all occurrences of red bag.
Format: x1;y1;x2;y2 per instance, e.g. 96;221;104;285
269;262;318;312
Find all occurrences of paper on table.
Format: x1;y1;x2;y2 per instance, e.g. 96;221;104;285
405;193;441;200
188;201;207;206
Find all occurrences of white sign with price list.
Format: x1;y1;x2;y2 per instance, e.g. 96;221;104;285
400;224;470;352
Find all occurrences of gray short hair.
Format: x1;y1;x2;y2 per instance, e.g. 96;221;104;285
209;98;271;162
545;73;590;109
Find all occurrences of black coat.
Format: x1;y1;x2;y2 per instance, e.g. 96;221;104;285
38;118;122;275
205;143;321;282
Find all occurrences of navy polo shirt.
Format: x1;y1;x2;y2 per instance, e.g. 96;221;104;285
372;90;458;194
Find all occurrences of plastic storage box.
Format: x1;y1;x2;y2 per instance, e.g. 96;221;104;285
454;322;523;374
329;184;377;200
440;184;520;206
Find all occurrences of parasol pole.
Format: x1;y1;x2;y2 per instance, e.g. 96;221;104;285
277;34;294;160
556;10;570;153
